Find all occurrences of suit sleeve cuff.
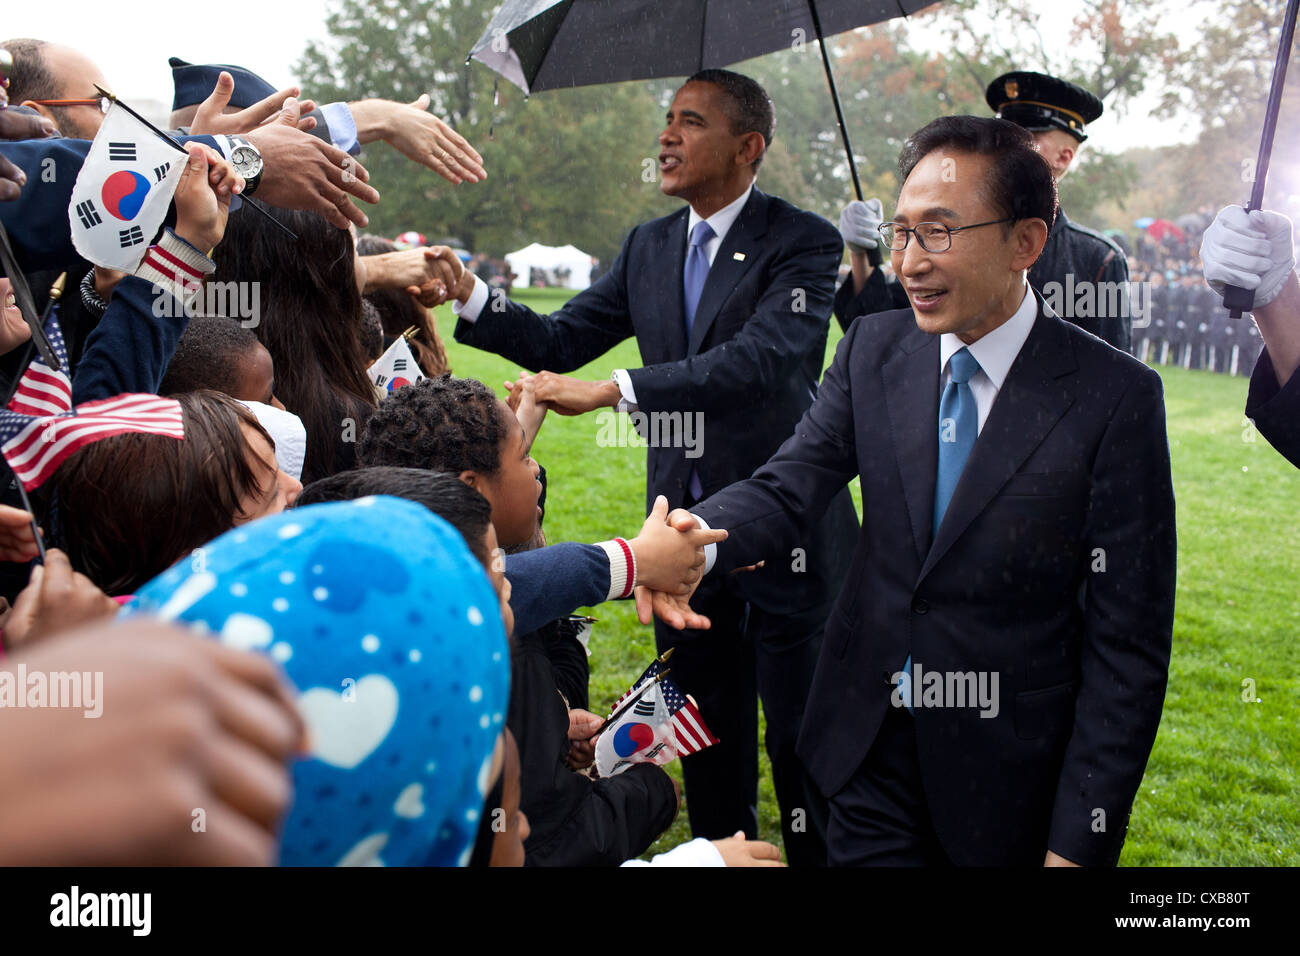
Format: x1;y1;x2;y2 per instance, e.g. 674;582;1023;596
612;368;639;411
693;513;717;574
134;229;214;313
318;102;360;155
596;537;637;600
452;275;490;323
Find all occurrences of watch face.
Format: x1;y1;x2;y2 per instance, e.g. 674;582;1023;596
231;145;262;177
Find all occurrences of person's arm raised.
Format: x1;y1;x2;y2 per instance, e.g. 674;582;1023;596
244;97;380;230
349;96;485;184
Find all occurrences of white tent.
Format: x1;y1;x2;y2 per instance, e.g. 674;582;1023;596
505;242;595;290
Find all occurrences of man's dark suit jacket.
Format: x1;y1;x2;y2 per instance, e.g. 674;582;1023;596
1247;348;1300;468
454;188;858;617
692;294;1178;866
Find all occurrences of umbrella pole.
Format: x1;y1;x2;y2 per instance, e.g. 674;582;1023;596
807;0;883;266
1223;0;1299;318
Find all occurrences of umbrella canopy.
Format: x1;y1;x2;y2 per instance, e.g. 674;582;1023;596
1145;219;1186;242
471;0;938;95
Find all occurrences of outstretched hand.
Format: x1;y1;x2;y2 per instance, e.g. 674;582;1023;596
628;495;726;595
529;371;621;416
364;94;486;184
633;507;719;630
188;71;317;136
504;372;547;450
245;98;380;230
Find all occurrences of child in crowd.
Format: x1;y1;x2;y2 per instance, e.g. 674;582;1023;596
124;496;510;866
43;389;301;595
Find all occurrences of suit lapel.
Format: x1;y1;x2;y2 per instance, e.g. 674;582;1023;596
687;189;768;355
917;299;1079;583
654;210;690;360
882;325;940;565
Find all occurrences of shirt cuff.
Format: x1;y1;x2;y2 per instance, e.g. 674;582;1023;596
619;838;726;867
134;229;215;313
612;368;639;412
319;102;360;155
692;513;717;575
597;537;637;600
452;275;491;323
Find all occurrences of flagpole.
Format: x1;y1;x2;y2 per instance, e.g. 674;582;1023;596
94;85;298;242
0;222;60;371
4;464;46;563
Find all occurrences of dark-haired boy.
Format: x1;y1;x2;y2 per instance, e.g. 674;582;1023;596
160;315;282;408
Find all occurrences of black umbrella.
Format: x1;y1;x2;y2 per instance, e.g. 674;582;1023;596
1223;0;1299;318
469;0;940;262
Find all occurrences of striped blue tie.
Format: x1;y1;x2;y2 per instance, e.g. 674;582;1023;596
683;220;714;336
900;347;981;713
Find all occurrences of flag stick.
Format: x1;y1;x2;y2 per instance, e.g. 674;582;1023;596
0;221;60;371
94;85;298;241
4;464;46;564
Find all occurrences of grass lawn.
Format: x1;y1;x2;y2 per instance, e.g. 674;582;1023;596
434;288;1299;865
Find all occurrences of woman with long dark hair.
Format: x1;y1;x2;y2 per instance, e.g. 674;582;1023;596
213;207;377;484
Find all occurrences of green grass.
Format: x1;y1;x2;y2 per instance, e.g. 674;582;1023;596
434;292;1299;865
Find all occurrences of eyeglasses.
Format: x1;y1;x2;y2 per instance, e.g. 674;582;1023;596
29;96;110;114
878;218;1016;253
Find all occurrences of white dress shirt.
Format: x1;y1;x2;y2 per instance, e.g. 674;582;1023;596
612;183;754;407
939;283;1038;435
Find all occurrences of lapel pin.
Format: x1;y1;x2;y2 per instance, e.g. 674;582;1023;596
733;252;746;261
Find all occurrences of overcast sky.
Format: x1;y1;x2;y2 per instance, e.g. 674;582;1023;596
4;0;1206;154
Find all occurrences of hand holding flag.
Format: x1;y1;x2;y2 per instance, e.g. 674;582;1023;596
69;99;188;272
593;649;719;778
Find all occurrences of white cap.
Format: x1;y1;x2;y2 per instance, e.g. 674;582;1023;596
237;400;307;482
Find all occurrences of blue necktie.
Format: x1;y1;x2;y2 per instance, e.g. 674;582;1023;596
683;220;714;336
899;347;982;713
682;221;714;500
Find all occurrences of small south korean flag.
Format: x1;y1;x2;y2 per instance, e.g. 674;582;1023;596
368;336;426;394
68;101;185;272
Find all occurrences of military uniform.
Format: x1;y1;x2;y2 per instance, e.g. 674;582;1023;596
1029;207;1131;352
988;71;1133;353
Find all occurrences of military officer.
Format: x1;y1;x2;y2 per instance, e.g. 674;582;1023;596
987;70;1132;352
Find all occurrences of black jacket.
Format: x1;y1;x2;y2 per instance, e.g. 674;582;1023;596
693;294;1177;866
455;188;858;617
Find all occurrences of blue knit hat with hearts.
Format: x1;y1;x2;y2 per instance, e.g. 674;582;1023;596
122;495;510;866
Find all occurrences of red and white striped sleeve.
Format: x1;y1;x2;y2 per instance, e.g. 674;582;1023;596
133;229;215;313
596;537;637;601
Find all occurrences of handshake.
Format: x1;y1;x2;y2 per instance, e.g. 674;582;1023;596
626;496;727;631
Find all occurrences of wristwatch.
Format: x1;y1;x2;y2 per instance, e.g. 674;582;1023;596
227;136;264;196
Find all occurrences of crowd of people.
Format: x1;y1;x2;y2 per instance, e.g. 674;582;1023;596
0;31;1296;871
1123;209;1267;375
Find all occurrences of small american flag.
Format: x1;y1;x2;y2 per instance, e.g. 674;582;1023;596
660;676;720;756
0;393;184;490
7;308;72;416
609;658;719;756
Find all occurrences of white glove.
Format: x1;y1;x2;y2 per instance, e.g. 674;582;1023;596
1200;205;1295;308
839;198;884;253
